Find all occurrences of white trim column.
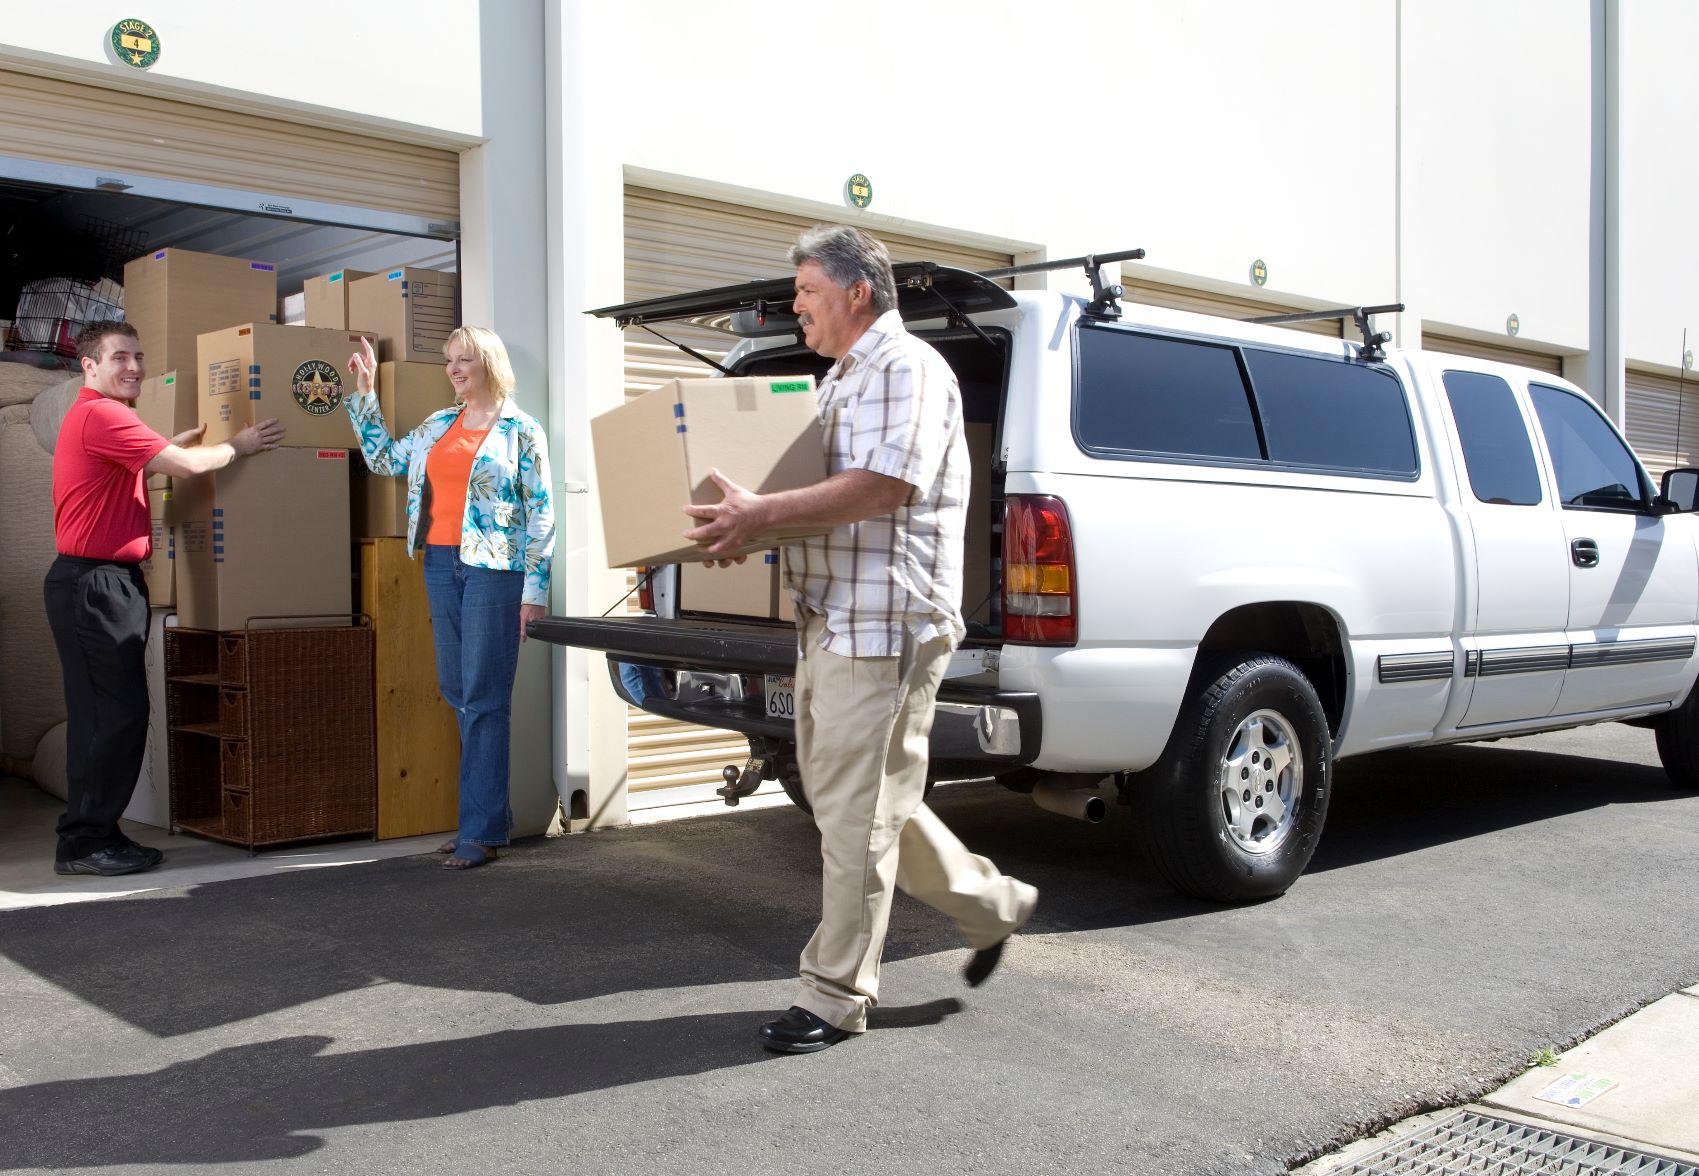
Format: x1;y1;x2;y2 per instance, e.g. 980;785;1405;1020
1586;0;1625;419
465;0;555;835
547;1;632;830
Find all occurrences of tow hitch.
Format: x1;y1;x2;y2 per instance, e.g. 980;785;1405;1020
717;753;769;805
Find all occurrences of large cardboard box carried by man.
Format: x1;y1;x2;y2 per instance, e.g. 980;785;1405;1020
198;323;374;449
173;448;352;631
347;268;458;364
590;374;827;567
352;361;455;539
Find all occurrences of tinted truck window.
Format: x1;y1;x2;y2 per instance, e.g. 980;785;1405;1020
1529;382;1648;510
1244;350;1417;475
1077;324;1416;476
1076;327;1261;460
1442;370;1543;505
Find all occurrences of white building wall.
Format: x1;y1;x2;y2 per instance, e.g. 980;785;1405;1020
1400;0;1596;354
2;3;483;140
1622;3;1699;372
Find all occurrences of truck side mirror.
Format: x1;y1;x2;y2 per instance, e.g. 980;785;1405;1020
1657;467;1699;513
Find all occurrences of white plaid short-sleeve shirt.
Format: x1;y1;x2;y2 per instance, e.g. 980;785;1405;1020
782;310;968;657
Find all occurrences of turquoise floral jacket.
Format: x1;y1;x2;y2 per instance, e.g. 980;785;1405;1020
345;391;556;607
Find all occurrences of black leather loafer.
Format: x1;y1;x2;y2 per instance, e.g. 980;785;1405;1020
54;844;163;877
757;1006;851;1054
963;938;1006;988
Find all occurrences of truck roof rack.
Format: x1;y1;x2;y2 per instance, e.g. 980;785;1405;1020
1247;303;1405;362
978;248;1146;320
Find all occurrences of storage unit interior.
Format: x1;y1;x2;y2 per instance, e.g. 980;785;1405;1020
0;172;457;843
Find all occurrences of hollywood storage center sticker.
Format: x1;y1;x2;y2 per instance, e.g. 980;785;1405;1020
292;360;344;416
1534;1072;1619;1108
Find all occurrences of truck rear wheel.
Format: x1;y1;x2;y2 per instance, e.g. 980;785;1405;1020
1653;688;1699;793
1134;653;1331;902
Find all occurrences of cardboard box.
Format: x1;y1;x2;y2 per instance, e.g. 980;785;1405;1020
139;484;177;607
173;447;353;631
347;267;458;363
303;269;375;329
349;362;452;539
591;375;828;567
279;292;306;325
135;370;187;439
354;469;407;539
198;323;374;449
680;550;781;618
123;249;279;420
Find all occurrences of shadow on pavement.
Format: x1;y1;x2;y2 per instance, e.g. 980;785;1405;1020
0;742;1686;1042
0;999;963;1169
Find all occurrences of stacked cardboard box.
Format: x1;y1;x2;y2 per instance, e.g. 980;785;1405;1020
352;361;455;538
303;269;375;330
173;447;353;631
139;483;177;606
123;249;279;438
198;323;374;449
348;267;458;363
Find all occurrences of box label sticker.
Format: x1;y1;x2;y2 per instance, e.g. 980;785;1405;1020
768;380;811;393
250;262;276;272
291;360;344;416
207;359;244;399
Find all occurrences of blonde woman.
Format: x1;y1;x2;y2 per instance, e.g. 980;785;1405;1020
347;327;555;870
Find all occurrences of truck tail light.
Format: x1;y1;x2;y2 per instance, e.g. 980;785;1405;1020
636;567;655;613
1002;494;1077;646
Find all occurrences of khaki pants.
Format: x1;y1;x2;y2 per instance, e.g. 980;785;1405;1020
793;614;1037;1033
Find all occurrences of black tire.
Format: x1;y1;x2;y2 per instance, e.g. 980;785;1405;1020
1133;652;1331;902
1654;688;1699;793
776;756;811;814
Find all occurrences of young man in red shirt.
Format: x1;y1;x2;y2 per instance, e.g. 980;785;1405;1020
46;321;284;877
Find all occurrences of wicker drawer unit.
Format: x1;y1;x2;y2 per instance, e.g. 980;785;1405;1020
165;625;377;849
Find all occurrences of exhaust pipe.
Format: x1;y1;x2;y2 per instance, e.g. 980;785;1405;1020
1031;774;1111;823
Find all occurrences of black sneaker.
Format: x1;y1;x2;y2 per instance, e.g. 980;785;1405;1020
54;844;163;877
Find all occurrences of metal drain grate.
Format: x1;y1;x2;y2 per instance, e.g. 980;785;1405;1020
1328;1110;1699;1176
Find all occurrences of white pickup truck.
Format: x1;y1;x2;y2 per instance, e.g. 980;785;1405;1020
532;253;1699;903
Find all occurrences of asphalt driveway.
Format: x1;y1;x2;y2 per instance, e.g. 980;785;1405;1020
1;725;1695;1175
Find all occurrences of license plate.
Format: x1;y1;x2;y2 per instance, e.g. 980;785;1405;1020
764;674;796;720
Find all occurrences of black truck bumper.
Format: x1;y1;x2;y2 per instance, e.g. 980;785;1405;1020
528;614;1041;774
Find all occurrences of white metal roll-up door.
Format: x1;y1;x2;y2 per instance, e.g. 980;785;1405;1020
1422;331;1565;377
1121;278;1344;338
621;186;1014;799
0;68;459;226
1624;367;1699;482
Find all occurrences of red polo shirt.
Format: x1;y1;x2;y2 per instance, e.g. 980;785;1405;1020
52;387;170;562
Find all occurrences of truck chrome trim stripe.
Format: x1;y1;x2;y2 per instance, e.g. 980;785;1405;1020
1473;646;1573;677
1460;636;1696;679
1568;636;1697;668
1376;653;1456;683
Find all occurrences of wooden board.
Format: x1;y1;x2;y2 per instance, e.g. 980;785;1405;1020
360;539;460;839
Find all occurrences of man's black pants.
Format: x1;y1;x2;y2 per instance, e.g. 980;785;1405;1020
43;555;150;862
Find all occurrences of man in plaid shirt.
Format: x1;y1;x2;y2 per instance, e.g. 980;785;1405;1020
685;225;1038;1054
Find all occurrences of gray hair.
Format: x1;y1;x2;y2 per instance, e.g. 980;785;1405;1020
788;225;898;315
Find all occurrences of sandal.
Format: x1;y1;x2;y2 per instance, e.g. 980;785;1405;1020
435;839;457;855
442;843;497;871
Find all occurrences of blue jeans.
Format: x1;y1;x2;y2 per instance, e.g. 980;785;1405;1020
423;545;523;847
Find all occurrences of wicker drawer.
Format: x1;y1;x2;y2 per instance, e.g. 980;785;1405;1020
218;632;248;685
219;687;249;736
221;789;251;841
220;739;249;792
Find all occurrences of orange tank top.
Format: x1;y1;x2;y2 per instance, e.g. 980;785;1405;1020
425;415;491;546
